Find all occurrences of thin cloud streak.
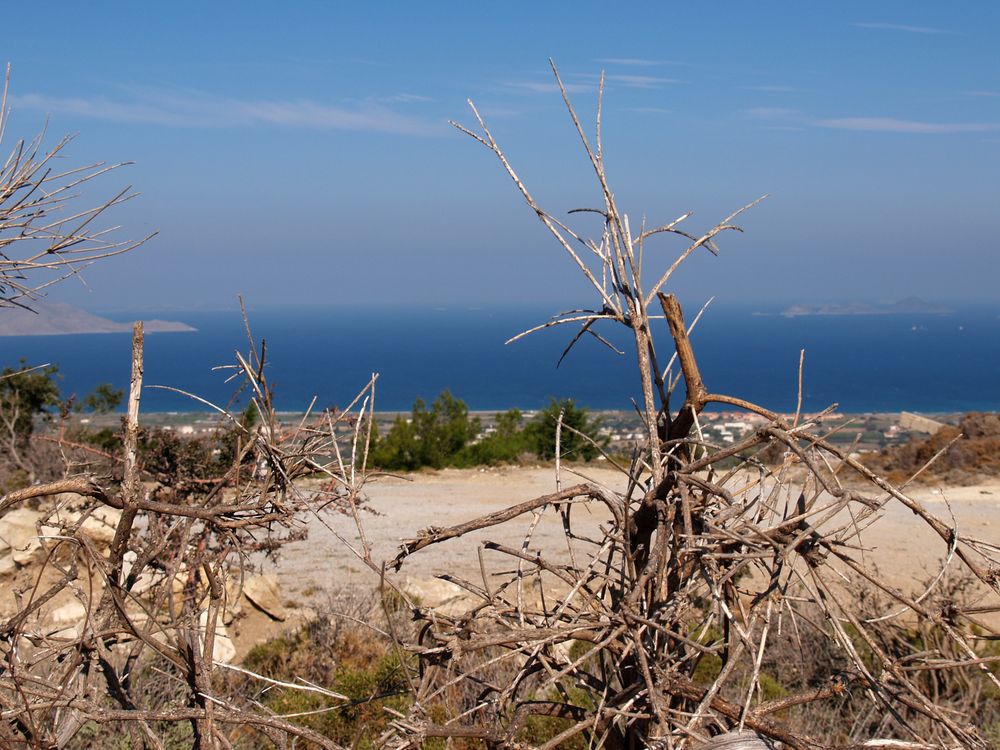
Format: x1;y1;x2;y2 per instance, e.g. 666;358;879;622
11;91;444;136
815;117;997;134
596;57;688;67
745;107;997;135
745;107;798;119
746;85;796;93
604;74;680;89
377;93;434;103
853;21;958;35
504;81;594;94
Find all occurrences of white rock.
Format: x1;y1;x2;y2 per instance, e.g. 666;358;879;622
0;555;15;577
199;610;237;664
49;599;88;626
403;577;468;609
0;508;44;565
130;571;160;596
49;506;122;549
242;574;287;621
121;549;137;580
222;581;243;624
78;506;122;547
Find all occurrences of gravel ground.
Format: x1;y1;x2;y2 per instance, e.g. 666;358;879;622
274;466;1000;621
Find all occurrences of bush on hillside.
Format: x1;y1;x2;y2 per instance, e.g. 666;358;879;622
866;411;1000;484
370;393;606;470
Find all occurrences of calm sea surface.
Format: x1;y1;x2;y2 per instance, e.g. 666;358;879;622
3;305;998;414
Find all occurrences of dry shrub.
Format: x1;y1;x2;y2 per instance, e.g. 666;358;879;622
366;63;1000;750
0;322;379;749
868;412;1000;485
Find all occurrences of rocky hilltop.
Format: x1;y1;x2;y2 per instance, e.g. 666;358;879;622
0;301;195;336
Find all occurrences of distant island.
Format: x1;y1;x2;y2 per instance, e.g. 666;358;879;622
0;302;195;336
780;297;952;318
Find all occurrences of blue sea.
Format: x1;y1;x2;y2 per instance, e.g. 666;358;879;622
3;305;999;414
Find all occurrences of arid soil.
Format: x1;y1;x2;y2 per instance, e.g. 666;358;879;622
275;465;1000;613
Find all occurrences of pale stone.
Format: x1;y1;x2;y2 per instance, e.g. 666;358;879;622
171;568;189;595
129;571;159;596
222;581;243;625
0;508;44;566
121;550;137;580
199;610;237;664
242;574;287;621
213;628;237;664
49;599;87;626
402;577;471;614
0;554;15;577
49;506;122;549
78;506;122;548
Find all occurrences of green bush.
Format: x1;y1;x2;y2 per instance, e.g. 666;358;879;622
458;407;531;465
371;390;481;470
0;359;61;443
524;398;606;461
370;393;606;470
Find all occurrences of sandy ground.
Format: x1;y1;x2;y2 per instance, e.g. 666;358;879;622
276;465;622;605
272;465;1000;619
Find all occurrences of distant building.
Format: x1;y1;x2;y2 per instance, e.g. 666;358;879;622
899;412;946;435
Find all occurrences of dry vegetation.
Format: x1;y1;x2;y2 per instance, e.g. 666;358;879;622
866;413;1000;486
2;62;1000;750
0;66;152;310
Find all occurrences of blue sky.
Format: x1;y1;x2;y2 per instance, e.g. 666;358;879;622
3;2;998;311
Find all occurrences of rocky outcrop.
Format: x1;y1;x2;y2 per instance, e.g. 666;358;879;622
241;574;288;621
0;503;298;665
0;508;49;566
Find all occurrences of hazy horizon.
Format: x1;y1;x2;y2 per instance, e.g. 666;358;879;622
84;296;1000;317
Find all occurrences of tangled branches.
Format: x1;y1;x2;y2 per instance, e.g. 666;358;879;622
377;63;1000;750
0;65;153;309
0;322;379;749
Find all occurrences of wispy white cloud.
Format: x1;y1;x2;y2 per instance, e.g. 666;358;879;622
604;74;680;89
623;106;671;115
815;117;997;134
746;84;796;93
10;90;444;136
744;107;798;119
964;90;1000;98
504;81;594;95
376;93;434;104
853;21;957;35
596;57;687;67
746;107;997;134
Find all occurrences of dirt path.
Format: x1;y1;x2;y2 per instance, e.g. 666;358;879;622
275;466;1000;615
276;465;622;604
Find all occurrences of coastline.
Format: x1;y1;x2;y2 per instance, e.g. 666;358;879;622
0;301;194;336
4;305;999;415
0;322;197;337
